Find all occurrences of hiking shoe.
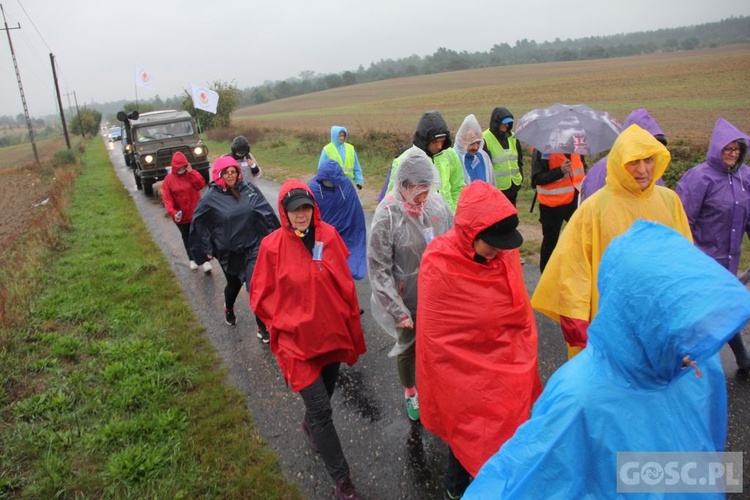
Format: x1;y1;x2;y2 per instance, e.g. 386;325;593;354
189;260;198;270
405;392;420;421
301;418;319;453
334;478;360;500
257;328;270;344
224;306;236;326
202;261;213;273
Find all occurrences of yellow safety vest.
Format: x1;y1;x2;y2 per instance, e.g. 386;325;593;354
483;130;522;190
324;142;356;181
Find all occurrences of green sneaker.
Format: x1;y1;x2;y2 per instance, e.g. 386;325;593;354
405;393;420;421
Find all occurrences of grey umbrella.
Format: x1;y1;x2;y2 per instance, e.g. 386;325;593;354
514;103;622;156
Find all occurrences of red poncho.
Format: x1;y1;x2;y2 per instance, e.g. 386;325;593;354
417;180;541;476
250;180;366;392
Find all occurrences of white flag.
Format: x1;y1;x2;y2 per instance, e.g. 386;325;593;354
135;66;153;88
190;84;219;114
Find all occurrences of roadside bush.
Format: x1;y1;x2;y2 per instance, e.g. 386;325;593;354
296;129;326;155
661;139;705;188
205;126;264;146
69;109;103;137
53;149;76;166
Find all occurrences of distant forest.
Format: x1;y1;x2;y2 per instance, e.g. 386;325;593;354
240;15;750;106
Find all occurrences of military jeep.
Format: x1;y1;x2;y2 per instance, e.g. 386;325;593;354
120;110;210;196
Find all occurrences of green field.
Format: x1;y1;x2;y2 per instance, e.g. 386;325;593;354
233;44;750;144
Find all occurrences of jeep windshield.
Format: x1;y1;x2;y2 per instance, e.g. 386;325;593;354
134;120;195;142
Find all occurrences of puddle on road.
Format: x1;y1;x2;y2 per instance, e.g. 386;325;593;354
337;367;383;422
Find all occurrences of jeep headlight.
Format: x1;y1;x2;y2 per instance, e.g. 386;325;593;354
143;154;154;164
193;146;205;157
125;144;132;152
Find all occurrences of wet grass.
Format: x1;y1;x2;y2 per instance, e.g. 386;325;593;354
0;140;301;498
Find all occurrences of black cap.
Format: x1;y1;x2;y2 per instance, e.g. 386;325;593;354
283;188;315;213
476;214;523;249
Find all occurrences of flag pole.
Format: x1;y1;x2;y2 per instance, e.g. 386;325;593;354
134;82;139;109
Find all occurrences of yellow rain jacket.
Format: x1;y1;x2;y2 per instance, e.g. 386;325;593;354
531;125;692;334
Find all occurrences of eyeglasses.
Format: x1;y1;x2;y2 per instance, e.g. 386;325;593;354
722;147;741;155
222;170;238;176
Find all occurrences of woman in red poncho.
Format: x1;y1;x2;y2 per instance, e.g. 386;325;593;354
161;151;206;270
250;180;366;500
416;180;541;499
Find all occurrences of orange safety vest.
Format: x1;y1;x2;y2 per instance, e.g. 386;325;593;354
536;153;585;207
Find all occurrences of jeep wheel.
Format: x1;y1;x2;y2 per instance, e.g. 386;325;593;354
134;170;142;190
143;180;155;197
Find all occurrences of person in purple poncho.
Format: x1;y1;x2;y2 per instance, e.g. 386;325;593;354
580;108;666;201
676;117;750;374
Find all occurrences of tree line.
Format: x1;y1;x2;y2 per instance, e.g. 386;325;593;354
242;15;749;105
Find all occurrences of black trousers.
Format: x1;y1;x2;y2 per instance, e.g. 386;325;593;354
299;363;350;483
446;446;472;496
222;270;267;332
501;183;520;207
538;197;578;272
728;331;750;369
175;222;192;260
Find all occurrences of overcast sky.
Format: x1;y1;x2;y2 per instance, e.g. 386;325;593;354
1;0;748;118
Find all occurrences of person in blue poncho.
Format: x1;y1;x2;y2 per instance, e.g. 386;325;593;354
465;220;750;499
319;126;364;190
309;159;368;281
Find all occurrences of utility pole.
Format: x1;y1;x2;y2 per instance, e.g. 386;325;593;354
49;53;70;149
73;91;84;139
1;4;39;164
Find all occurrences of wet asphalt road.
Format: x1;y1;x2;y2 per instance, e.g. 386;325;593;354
105;141;748;499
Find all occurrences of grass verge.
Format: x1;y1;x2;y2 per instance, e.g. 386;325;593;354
0;140;301;498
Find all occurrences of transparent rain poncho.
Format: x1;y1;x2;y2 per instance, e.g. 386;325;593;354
454;113;485;153
368;148;454;356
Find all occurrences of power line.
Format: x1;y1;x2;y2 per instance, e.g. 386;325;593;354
15;0;50;52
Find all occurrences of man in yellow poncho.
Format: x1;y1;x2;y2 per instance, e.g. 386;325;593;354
531;124;693;359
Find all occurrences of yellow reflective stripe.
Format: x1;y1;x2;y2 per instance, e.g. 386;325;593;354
491;154;519;164
496;167;521;178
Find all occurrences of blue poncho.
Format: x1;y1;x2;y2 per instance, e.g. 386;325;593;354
466;220;750;499
309;159;367;280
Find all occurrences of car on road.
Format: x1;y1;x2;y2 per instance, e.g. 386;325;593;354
120;110;210;197
108;127;122;142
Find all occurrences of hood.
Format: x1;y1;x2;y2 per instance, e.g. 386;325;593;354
453;181;519;258
454;114;485;154
705;118;750;173
489;107;514;135
278;179;321;231
211;156;242;189
396;147;438;189
171;151;189;169
330;125;347;144
588;220;750;389
623;108;664;139
605;124;669;196
314;159;350;187
413;111;452;156
230;136;251;157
